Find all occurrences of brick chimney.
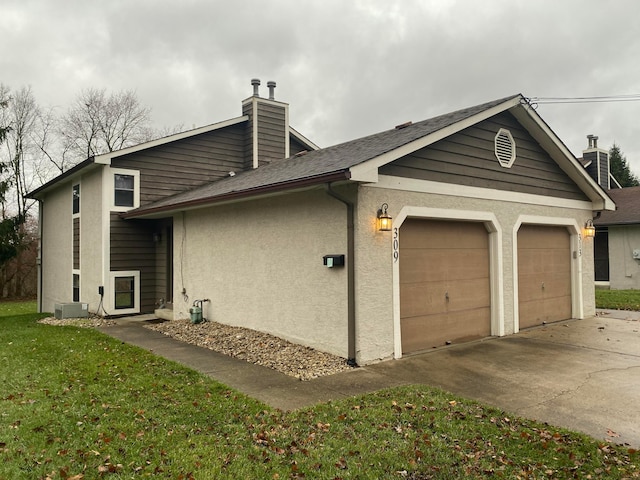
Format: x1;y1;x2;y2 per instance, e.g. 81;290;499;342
242;79;289;169
582;134;611;189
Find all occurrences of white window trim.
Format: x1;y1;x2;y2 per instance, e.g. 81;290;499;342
109;270;140;315
110;167;140;212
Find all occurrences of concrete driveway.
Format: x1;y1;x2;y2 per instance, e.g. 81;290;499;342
102;310;640;447
349;310;640;447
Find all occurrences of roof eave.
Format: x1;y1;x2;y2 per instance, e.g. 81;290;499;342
26;157;97;199
121;170;351;219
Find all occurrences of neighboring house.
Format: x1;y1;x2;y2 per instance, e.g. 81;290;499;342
28;84;614;365
579;136;640;289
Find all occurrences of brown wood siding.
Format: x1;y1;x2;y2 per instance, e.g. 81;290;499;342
518;225;572;328
400;219;491;353
289;136;309;156
73;217;80;270
110;213;157;313
257;102;286;166
380;112;589;201
111;125;246;207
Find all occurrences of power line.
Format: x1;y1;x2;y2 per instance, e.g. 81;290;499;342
527;94;640;105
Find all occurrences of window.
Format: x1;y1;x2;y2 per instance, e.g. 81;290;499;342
109;270;140;314
72;274;80;302
114;276;135;309
114;174;135;207
72;184;80;214
110;168;139;212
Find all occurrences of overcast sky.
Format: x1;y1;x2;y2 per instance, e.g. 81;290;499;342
3;0;640;176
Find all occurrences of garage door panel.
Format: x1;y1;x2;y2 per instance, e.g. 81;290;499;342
400;249;489;284
518;225;569;248
400;283;449;317
401;278;490;318
400;220;488;249
401;307;491;353
543;296;572;322
518;225;572;330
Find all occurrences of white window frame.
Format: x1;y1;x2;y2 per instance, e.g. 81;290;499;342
109;270;140;315
110;168;140;212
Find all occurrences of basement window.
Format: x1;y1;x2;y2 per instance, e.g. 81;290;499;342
110;270;140;314
494;128;516;168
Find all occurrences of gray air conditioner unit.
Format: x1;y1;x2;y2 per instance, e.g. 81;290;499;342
54;302;89;319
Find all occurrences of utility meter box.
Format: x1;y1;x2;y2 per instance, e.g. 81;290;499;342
633;249;640;260
323;254;345;268
54;302;89;319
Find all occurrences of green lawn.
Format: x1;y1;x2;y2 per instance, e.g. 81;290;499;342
596;289;640;311
1;302;638;479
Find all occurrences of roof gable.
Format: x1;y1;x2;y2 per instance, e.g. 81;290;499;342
124;94;614;218
380;111;589;201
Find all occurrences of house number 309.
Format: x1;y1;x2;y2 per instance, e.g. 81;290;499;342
393;227;399;262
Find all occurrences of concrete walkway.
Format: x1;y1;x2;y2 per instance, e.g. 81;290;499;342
99;309;640;447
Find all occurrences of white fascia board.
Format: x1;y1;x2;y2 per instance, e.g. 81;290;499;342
509;104;614;211
372;175;597;211
349;96;522;182
94;115;249;164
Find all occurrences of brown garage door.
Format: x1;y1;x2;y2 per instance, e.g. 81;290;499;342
400;219;491;354
518;225;572;329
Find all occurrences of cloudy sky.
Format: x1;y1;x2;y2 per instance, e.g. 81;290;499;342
3;0;640;175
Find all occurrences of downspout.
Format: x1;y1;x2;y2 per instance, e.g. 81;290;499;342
37;199;44;313
325;183;357;366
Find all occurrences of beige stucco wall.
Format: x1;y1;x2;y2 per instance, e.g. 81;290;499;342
40;183;73;313
355;184;596;364
608;225;640;289
173;187;350;357
79;167;104;312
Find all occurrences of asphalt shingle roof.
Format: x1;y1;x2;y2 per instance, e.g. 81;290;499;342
126;94;520;216
594;186;640;226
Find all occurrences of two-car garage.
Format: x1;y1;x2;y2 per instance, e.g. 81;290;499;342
398;218;574;355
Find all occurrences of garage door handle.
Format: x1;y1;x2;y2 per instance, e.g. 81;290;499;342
445;292;449;301
541;282;545;290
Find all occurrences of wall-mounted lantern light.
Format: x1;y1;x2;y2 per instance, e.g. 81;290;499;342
584;219;596;238
377;203;392;231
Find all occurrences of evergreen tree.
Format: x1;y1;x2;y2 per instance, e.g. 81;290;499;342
0;93;25;267
609;143;640;187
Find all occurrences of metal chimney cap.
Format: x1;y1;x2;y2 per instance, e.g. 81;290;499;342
251;78;261;97
267;80;276;100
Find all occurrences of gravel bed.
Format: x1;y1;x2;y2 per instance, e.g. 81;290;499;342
38;316;119;328
38;316;354;381
144;319;354;381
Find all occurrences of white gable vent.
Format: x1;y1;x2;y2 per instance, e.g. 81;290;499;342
494;128;516;168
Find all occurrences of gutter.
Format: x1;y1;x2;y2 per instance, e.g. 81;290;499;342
325;183;357;367
121;171;351;219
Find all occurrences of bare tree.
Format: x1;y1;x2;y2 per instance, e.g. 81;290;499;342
0;85;42;219
59;88;153;162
